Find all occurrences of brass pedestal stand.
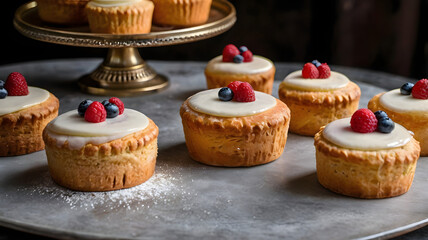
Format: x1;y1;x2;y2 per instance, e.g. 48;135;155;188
14;0;236;96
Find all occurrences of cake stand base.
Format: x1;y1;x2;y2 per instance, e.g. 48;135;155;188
77;47;169;96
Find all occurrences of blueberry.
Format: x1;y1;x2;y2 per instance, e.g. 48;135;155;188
233;55;244;63
78;99;93;116
0;80;4;88
239;46;248;53
378;117;395;133
312;60;321;67
218;87;234;101
102;99;109;106
0;88;7;99
400;82;414;95
104;102;119;118
374;110;388;120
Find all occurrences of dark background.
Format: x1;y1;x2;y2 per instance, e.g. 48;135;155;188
1;0;427;80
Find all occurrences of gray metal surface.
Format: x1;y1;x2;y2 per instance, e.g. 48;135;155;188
0;59;427;240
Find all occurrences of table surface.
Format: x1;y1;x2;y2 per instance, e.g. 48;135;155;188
0;59;428;240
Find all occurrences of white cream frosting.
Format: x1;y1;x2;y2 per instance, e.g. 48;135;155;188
0;87;50;116
46;108;149;149
88;0;142;7
188;88;277;117
380;88;428;113
280;70;350;91
205;55;273;74
322;118;412;150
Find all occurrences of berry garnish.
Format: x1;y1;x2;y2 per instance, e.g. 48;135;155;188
103;102;119;118
233;55;244;63
242;50;253;62
411;79;428;99
374;110;388;120
218;87;234;101
311;60;321;67
350;109;378;133
109;97;124;115
84;101;106;123
235;82;255;102
0;88;7;99
0;80;4;88
78;99;93;116
317;63;331;79
239;46;248;53
400;82;414;95
377;117;395;133
4;72;29;96
302;63;319;79
227;81;243;96
222;44;240;62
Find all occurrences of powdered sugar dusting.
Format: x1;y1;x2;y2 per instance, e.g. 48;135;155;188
18;166;182;211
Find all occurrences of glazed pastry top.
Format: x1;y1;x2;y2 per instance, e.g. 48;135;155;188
281;70;349;91
205;55;273;74
380;88;428;113
0;87;50;116
188;88;277;117
46;108;149;149
323;118;412;150
87;0;142;7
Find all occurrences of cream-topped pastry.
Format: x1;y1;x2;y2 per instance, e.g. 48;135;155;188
323;118;411;150
45;109;149;149
88;0;142;7
0;72;59;156
206;56;273;75
314;110;420;199
368;79;428;156
278;61;361;136
180;84;291;167
379;89;428;113
281;70;349;91
86;0;153;34
188;89;276;117
0;87;49;116
205;45;276;94
43;98;159;192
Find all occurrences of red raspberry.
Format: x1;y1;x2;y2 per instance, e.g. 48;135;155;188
4;72;29;96
235;82;255;102
242;50;253;62
222;44;240;62
317;63;331;79
109;97;124;114
84;101;106;123
227;81;243;100
302;63;319;79
350;109;378;133
412;79;428;99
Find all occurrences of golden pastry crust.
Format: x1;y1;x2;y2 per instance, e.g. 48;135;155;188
0;93;59;156
180;99;290;167
36;0;89;25
86;0;154;34
278;81;361;136
205;65;275;94
43;119;158;192
152;0;212;27
314;127;420;199
368;92;428;156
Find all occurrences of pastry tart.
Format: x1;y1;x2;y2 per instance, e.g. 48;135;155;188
368;81;428;156
43;101;158;192
0;87;59;156
205;45;275;94
152;0;212;27
180;87;290;167
36;0;89;25
279;64;360;136
314;114;420;199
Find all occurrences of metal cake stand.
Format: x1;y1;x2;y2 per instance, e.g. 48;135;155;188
13;0;236;96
